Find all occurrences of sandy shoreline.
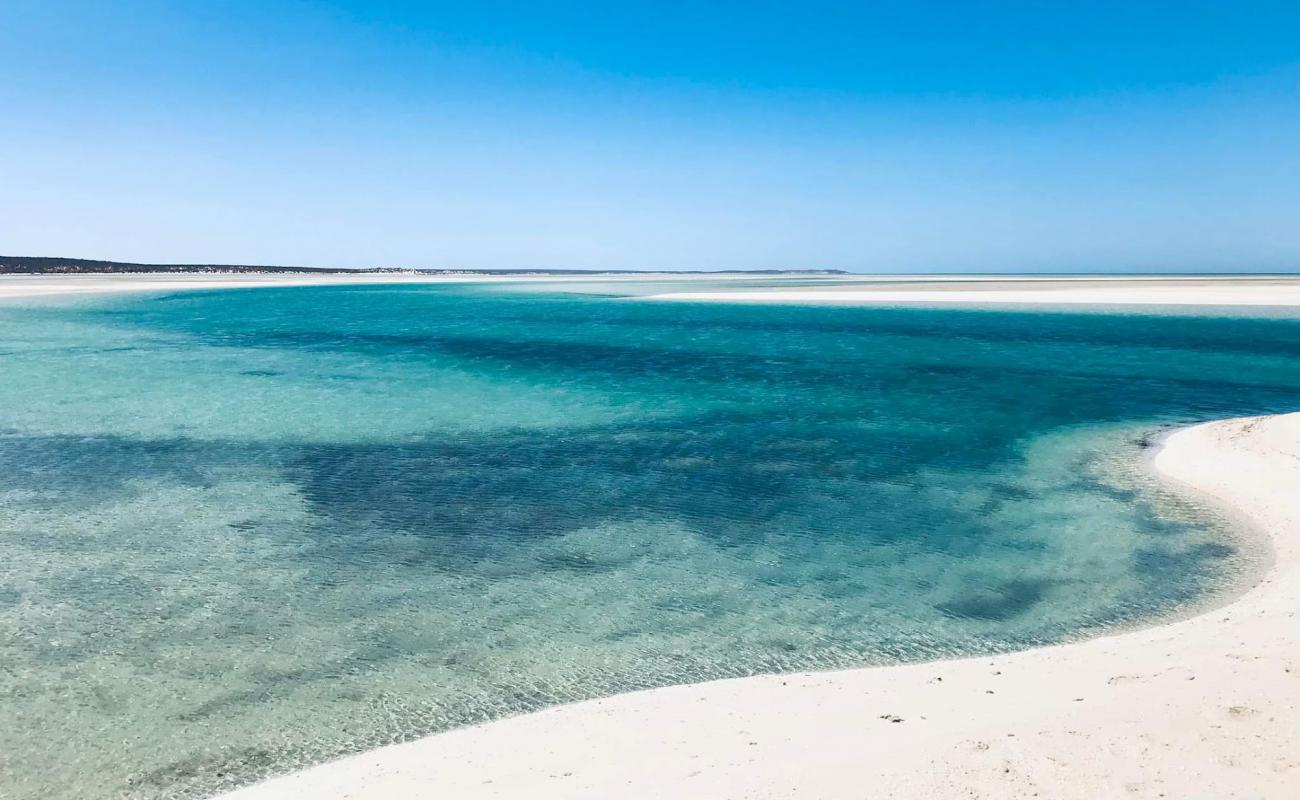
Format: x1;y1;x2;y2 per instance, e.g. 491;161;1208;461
213;413;1300;799
643;277;1300;306
0;273;522;299
8;273;1300;308
0;272;783;300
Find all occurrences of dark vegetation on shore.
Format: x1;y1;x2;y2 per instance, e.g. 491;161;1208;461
0;256;847;276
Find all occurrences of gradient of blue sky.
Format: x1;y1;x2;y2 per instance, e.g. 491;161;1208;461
2;1;1299;272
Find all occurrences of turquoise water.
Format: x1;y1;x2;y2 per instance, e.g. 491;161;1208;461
2;281;1298;799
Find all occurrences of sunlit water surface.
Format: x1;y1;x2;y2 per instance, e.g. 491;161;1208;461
3;280;1299;799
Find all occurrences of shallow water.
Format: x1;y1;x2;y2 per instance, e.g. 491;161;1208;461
2;281;1298;799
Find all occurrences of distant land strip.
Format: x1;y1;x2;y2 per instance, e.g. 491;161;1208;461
0;256;846;276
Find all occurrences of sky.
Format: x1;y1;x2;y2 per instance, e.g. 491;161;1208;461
2;1;1299;273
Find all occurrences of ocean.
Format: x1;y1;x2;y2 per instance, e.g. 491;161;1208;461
3;280;1298;798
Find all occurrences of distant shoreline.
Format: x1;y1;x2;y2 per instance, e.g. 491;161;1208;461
0;273;482;299
9;271;1300;308
0;272;822;300
0;255;846;276
640;276;1300;307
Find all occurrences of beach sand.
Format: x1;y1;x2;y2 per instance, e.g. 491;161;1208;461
643;276;1300;306
9;273;1300;307
214;413;1300;800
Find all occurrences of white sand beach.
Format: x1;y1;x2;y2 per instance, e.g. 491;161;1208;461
644;276;1300;306
212;412;1300;800
9;273;1300;307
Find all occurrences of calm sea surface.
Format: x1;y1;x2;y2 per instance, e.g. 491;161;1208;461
3;280;1298;798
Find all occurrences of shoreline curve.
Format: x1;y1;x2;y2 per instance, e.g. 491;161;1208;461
215;413;1300;799
10;273;1300;309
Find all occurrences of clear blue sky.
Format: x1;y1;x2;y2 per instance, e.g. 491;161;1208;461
3;1;1299;272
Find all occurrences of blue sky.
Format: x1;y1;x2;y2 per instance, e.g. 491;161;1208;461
3;1;1299;272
